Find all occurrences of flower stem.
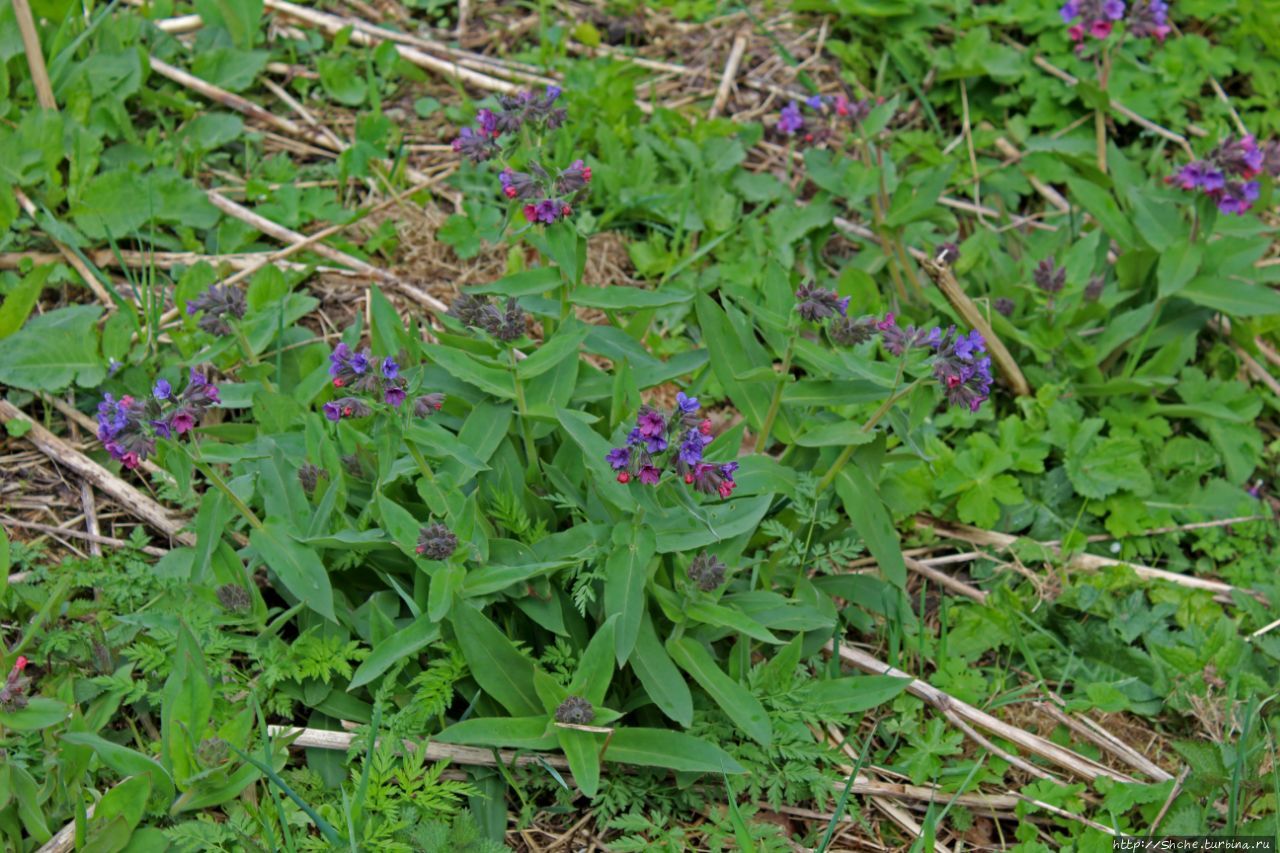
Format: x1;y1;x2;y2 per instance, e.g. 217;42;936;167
756;333;796;453
1095;49;1111;175
814;367;915;495
234;324;276;392
509;347;540;477
187;447;264;531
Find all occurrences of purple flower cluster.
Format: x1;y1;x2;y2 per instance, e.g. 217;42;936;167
928;326;994;413
186;283;247;336
827;313;994;412
795;283;851;323
451;87;566;164
499;158;592;225
604;393;739;499
97;369;220;469
1061;0;1169;42
777;93;876;142
448;292;528;343
326;343;444;421
1170;135;1271;215
1033;258;1066;294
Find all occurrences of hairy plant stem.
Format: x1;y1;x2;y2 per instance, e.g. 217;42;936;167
233;324;275;392
187;446;264;531
756;331;797;453
509;347;540;476
860;140;909;305
1095;48;1112;175
814;366;915;495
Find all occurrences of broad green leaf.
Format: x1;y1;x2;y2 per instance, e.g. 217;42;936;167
1066;437;1153;499
695;293;792;440
0;304;105;391
605;524;656;664
795;421;878;448
834;467;906;588
0;264;52;339
435;716;557;750
555;408;637;512
649;494;772;554
557;728;602;797
792;676;911;715
1066;176;1135;249
667;637;771;747
1156;243;1203;298
470;266;562;297
423;345;515;398
348;613;440;689
249;521;336;621
450;603;541;715
517;321;588;380
570;286;692;310
570;615;618;706
630;612;693;727
428;563;466;622
1176;274;1280;317
684;602;779;644
0;696;68;731
161;624;213;784
61;733;174;805
87;774;151;847
601;722;747;768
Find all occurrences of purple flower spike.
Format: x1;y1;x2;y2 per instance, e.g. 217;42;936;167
778;102;804;135
153;378;171;401
384;387;407;407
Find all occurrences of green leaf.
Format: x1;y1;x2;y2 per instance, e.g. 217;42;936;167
0;304;105;391
0;264;53;339
630;612;693;727
424;345;514;398
1156;243;1203;298
795;421;878;448
792;676;911;715
570;615;618;706
695;293;791;440
161;624;213;784
1065;176;1135;250
605;524;656;664
348;613;440;690
517;321;588;380
555;408;637;512
87;774;151;848
667;637;771;747
835;466;906;588
1176;274;1280;317
0;696;68;731
604;722;747;768
570;286;692;310
428;563;466;623
557;728;602;797
684;602;779;644
1066;437;1153;500
249;521;336;621
450;603;541;715
470;267;562;297
435;716;558;750
649;494;772;554
61;733;174;805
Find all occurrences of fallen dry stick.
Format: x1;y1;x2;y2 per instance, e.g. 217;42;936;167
269;724;571;770
1;517;169;558
708;34;748;119
1035;700;1173;782
921;516;1264;604
825;640;1133;784
12;188;114;306
0;401;194;546
919;254;1032;397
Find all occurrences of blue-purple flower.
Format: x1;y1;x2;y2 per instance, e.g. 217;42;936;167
605;401;738;497
1169;134;1268;215
382;357;399;380
778;101;804;135
795;283;850;323
96;369;219;469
